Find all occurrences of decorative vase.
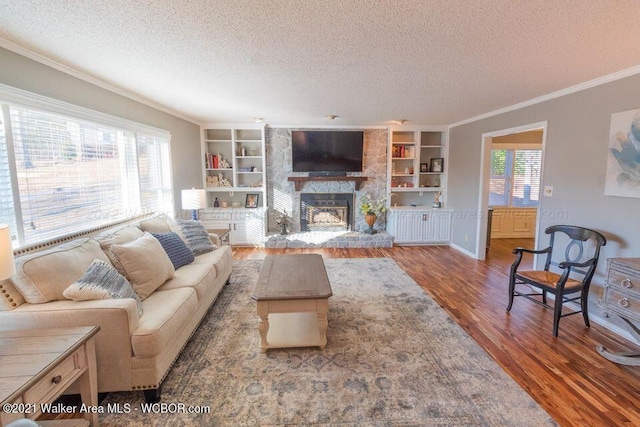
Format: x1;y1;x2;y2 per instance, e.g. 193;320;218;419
364;212;377;235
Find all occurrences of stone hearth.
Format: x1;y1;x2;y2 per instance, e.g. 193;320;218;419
265;230;393;248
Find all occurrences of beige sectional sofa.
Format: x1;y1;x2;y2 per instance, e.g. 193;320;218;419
0;216;232;401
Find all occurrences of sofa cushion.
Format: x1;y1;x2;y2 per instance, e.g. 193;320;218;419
131;287;197;357
139;217;172;234
193;245;232;279
109;232;175;300
151;232;194;269
158;262;216;302
95;225;144;263
12;238;112;304
176;219;217;255
63;259;143;317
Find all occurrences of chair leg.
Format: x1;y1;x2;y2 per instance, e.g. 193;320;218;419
542;290;547;305
506;275;516;311
552;294;563;337
581;289;590;328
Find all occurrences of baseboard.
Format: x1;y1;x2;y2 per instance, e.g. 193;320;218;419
448;242;477;258
564;301;640;345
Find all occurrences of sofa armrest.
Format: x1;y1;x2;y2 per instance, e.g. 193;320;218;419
0;299;140;392
208;233;222;247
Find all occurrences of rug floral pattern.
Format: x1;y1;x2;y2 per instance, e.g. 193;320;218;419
101;258;556;426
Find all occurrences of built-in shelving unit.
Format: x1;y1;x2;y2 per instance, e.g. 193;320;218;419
388;126;447;208
386;126;449;244
200;124;266;245
201;124;267;208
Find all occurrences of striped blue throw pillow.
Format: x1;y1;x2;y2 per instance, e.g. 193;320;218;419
151;232;195;269
63;259;143;317
175;219;217;256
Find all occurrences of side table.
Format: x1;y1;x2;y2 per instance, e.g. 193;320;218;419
0;326;100;426
208;228;231;246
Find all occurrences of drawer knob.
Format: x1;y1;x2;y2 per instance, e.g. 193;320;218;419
621;278;633;289
618;298;630;308
51;375;62;384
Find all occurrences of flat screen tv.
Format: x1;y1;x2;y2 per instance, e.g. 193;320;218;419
291;130;364;173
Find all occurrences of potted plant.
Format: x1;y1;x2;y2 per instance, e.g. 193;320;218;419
359;193;389;234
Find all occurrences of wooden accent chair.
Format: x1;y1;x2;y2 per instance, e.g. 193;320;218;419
507;225;607;337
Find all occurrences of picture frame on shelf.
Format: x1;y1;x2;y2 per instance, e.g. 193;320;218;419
245;193;259;208
420;163;429;173
430;157;444;173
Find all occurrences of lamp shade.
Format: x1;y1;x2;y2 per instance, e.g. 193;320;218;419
0;224;15;281
181;188;206;210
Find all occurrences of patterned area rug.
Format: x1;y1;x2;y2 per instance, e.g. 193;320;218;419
101;258;556;426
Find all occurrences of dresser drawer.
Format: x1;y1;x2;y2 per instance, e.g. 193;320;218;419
601;286;640;323
607;267;640;292
23;346;87;408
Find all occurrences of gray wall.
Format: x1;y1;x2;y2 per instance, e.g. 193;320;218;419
0;47;202;215
448;73;640;328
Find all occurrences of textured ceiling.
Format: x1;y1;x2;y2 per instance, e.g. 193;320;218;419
1;1;639;126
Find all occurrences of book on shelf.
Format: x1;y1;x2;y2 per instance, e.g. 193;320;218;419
392;145;413;158
205;153;220;169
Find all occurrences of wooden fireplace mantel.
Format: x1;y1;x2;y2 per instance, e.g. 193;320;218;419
288;176;368;191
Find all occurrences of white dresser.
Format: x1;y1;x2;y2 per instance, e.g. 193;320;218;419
597;258;640;366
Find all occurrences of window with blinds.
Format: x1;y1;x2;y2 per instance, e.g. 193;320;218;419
489;149;542;207
0;114;18;244
0;103;173;248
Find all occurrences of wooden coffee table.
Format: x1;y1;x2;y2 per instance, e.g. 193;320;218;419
252;254;333;352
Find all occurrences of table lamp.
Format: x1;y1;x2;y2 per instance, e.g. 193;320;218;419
0;224;15;281
181;188;206;220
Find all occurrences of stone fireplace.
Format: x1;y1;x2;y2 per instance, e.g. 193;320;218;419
265;127;388;234
300;193;354;231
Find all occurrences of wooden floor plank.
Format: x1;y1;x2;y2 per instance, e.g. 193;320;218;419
234;243;640;427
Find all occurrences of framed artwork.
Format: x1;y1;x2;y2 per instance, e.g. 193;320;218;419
420;163;429;172
430;157;444;173
245;193;259;208
604;108;640;198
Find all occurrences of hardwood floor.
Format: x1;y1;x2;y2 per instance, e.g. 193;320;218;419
234;244;640;427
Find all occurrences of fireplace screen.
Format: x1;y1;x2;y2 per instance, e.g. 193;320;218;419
300;193;354;232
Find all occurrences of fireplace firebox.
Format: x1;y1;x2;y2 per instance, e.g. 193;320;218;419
300;193;354;232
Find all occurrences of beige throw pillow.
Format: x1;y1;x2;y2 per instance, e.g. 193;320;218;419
109;232;175;299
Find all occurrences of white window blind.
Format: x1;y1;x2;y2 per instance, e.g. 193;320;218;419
0;102;173;248
137;134;173;214
490;149;541;207
0;113;18;244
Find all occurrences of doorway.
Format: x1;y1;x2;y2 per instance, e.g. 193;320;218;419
475;122;547;260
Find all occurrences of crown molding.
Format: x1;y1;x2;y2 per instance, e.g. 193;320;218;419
0;36;199;125
0;82;171;138
449;65;640;129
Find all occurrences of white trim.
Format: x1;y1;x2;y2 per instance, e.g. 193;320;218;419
265;124;391;130
202;122;266;130
491;143;542;150
448;242;476;258
540;298;639;345
449;65;640;129
589;311;640;345
0;82;170;138
0;36;199;125
475;121;547;260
